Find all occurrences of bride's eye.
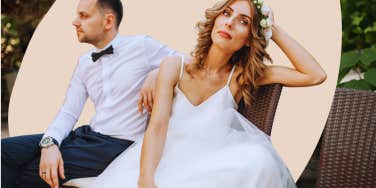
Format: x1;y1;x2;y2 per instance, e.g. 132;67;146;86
223;10;231;17
240;19;249;25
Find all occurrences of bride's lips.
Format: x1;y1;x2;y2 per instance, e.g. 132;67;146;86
217;30;232;39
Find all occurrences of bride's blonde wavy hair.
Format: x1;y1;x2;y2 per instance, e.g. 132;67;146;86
188;0;272;107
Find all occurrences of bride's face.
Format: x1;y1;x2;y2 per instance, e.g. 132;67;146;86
211;0;253;53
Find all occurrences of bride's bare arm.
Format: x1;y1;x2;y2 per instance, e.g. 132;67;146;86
256;10;327;87
138;56;181;187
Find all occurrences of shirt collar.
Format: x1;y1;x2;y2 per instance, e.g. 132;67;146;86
94;33;121;53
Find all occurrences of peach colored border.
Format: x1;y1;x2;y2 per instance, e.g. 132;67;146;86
9;0;341;180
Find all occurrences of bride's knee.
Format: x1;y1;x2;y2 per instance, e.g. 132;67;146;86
246;145;280;173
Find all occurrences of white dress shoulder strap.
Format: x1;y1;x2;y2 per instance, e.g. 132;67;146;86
179;55;185;81
226;65;237;86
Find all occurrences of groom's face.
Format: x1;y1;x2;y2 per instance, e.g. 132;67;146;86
72;0;106;44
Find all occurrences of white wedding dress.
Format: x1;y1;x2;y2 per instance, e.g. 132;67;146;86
88;58;297;188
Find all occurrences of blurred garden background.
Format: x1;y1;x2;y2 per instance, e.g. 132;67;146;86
1;0;375;187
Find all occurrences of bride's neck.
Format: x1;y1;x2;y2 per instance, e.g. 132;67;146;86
203;45;232;73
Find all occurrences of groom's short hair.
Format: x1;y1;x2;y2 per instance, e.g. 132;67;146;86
97;0;123;29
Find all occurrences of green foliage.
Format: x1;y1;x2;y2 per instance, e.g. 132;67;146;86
340;79;374;90
1;0;55;73
364;68;376;86
1;15;23;72
338;48;376;90
341;0;376;50
339;0;376;91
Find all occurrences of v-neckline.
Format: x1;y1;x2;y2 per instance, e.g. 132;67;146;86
176;85;228;108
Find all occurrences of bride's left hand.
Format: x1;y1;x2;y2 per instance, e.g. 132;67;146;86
267;6;275;27
260;4;275;41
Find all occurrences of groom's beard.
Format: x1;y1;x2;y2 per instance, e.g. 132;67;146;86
76;32;96;44
78;35;106;47
75;30;88;43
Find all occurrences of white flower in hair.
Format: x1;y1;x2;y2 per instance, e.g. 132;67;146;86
266;17;272;27
260;19;268;28
261;4;270;16
253;1;273;47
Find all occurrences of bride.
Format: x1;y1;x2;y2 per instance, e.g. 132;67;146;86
89;0;326;187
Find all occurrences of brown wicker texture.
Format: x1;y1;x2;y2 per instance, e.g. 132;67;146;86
238;84;283;135
317;88;376;188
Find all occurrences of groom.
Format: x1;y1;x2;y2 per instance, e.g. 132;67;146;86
1;0;177;187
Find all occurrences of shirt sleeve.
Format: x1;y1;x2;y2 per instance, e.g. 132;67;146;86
42;59;88;146
143;35;180;70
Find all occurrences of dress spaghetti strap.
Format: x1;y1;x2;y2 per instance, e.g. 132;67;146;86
226;65;236;86
179;56;185;81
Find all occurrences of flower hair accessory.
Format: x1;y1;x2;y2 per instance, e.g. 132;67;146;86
253;0;272;46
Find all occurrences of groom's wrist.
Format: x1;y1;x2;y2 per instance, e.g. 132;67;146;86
39;136;59;149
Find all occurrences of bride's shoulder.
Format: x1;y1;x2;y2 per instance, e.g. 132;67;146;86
159;55;183;84
160;54;194;72
160;55;182;69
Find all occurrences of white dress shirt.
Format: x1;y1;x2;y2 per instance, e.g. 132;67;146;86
43;34;178;145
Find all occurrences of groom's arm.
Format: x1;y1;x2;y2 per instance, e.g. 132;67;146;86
138;36;181;113
39;58;88;187
139;56;192;113
143;35;180;71
42;59;88;146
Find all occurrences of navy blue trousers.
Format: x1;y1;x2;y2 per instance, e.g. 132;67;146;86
1;125;134;188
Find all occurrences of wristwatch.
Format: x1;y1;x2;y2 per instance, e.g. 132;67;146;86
39;136;59;148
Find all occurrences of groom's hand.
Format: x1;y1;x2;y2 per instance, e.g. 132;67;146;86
39;145;65;188
138;69;159;113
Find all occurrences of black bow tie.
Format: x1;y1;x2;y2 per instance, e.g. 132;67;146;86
91;45;114;62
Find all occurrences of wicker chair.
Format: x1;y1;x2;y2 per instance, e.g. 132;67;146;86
238;83;283;135
317;88;376;188
63;84;284;187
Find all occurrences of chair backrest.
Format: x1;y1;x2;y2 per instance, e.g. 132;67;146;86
317;88;376;188
237;84;283;135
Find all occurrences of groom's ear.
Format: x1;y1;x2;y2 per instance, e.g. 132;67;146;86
104;13;116;30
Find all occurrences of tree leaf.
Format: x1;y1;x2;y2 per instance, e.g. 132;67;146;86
359;47;376;67
350;12;364;26
364;22;376;33
364;68;376;87
337;67;351;84
338;79;373;90
340;50;360;72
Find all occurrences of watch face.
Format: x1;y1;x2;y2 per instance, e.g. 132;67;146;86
41;137;53;147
